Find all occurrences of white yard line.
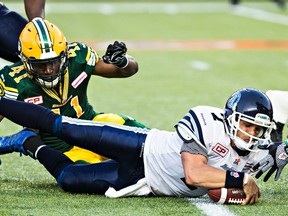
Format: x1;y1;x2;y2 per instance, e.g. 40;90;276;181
231;6;288;26
188;197;237;216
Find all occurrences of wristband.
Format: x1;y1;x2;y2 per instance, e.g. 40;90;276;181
224;171;245;188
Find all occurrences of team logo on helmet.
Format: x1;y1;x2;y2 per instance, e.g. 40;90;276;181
226;92;241;110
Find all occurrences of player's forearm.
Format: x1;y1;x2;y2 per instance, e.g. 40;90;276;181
184;165;226;189
24;0;45;20
182;152;226;188
93;57;138;78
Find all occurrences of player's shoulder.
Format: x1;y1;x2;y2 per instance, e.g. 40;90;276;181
176;105;225;145
67;42;98;66
191;105;223;119
0;62;28;85
0;61;25;73
67;42;96;55
176;105;223;133
0;62;29;99
68;41;87;50
192;106;225;140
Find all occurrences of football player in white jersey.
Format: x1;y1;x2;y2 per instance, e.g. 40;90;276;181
0;88;278;205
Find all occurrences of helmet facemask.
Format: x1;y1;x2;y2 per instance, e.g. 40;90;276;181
24;52;68;88
225;111;274;152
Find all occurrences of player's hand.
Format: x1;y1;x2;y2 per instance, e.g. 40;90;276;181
252;142;288;181
103;41;128;68
242;175;260;205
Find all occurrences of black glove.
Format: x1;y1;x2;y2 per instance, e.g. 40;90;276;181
102;41;128;68
252;142;288;181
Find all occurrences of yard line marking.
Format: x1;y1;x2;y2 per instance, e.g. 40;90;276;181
231;6;288;26
188;197;237;216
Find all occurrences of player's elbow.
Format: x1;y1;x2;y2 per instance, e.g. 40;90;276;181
184;167;209;187
184;174;202;186
122;61;138;77
134;62;139;74
122;57;139;77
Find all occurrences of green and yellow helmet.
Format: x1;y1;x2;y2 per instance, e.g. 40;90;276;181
18;18;68;88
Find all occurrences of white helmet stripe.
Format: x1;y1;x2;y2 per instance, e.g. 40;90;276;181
32;18;53;54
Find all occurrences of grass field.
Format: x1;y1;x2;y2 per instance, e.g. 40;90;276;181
1;1;288;215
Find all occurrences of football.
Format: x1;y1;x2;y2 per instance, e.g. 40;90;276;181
208;188;246;204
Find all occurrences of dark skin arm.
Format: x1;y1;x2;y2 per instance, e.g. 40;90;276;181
92;55;138;78
181;152;260;205
24;0;45;20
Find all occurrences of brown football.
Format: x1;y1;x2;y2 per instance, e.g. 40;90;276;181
208;188;246;204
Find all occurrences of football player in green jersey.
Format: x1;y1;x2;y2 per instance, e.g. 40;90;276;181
0;17;147;163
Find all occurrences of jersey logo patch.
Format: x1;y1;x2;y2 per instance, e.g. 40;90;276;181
233;158;241;165
24;96;43;104
72;72;88;89
212;143;229;158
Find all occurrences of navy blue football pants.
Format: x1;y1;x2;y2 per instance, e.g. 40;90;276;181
0;98;148;194
56;120;148;194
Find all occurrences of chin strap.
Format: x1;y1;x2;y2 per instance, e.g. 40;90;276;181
233;136;259;153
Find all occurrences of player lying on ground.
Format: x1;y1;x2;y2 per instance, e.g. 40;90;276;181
0;88;287;205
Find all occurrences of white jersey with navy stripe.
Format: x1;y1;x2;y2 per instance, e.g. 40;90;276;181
144;129;207;197
176;106;268;172
143;106;268;197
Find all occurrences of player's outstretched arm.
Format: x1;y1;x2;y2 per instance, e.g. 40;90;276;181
94;41;139;78
182;152;260;205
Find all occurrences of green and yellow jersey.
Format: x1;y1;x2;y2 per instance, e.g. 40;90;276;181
0;42;146;163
